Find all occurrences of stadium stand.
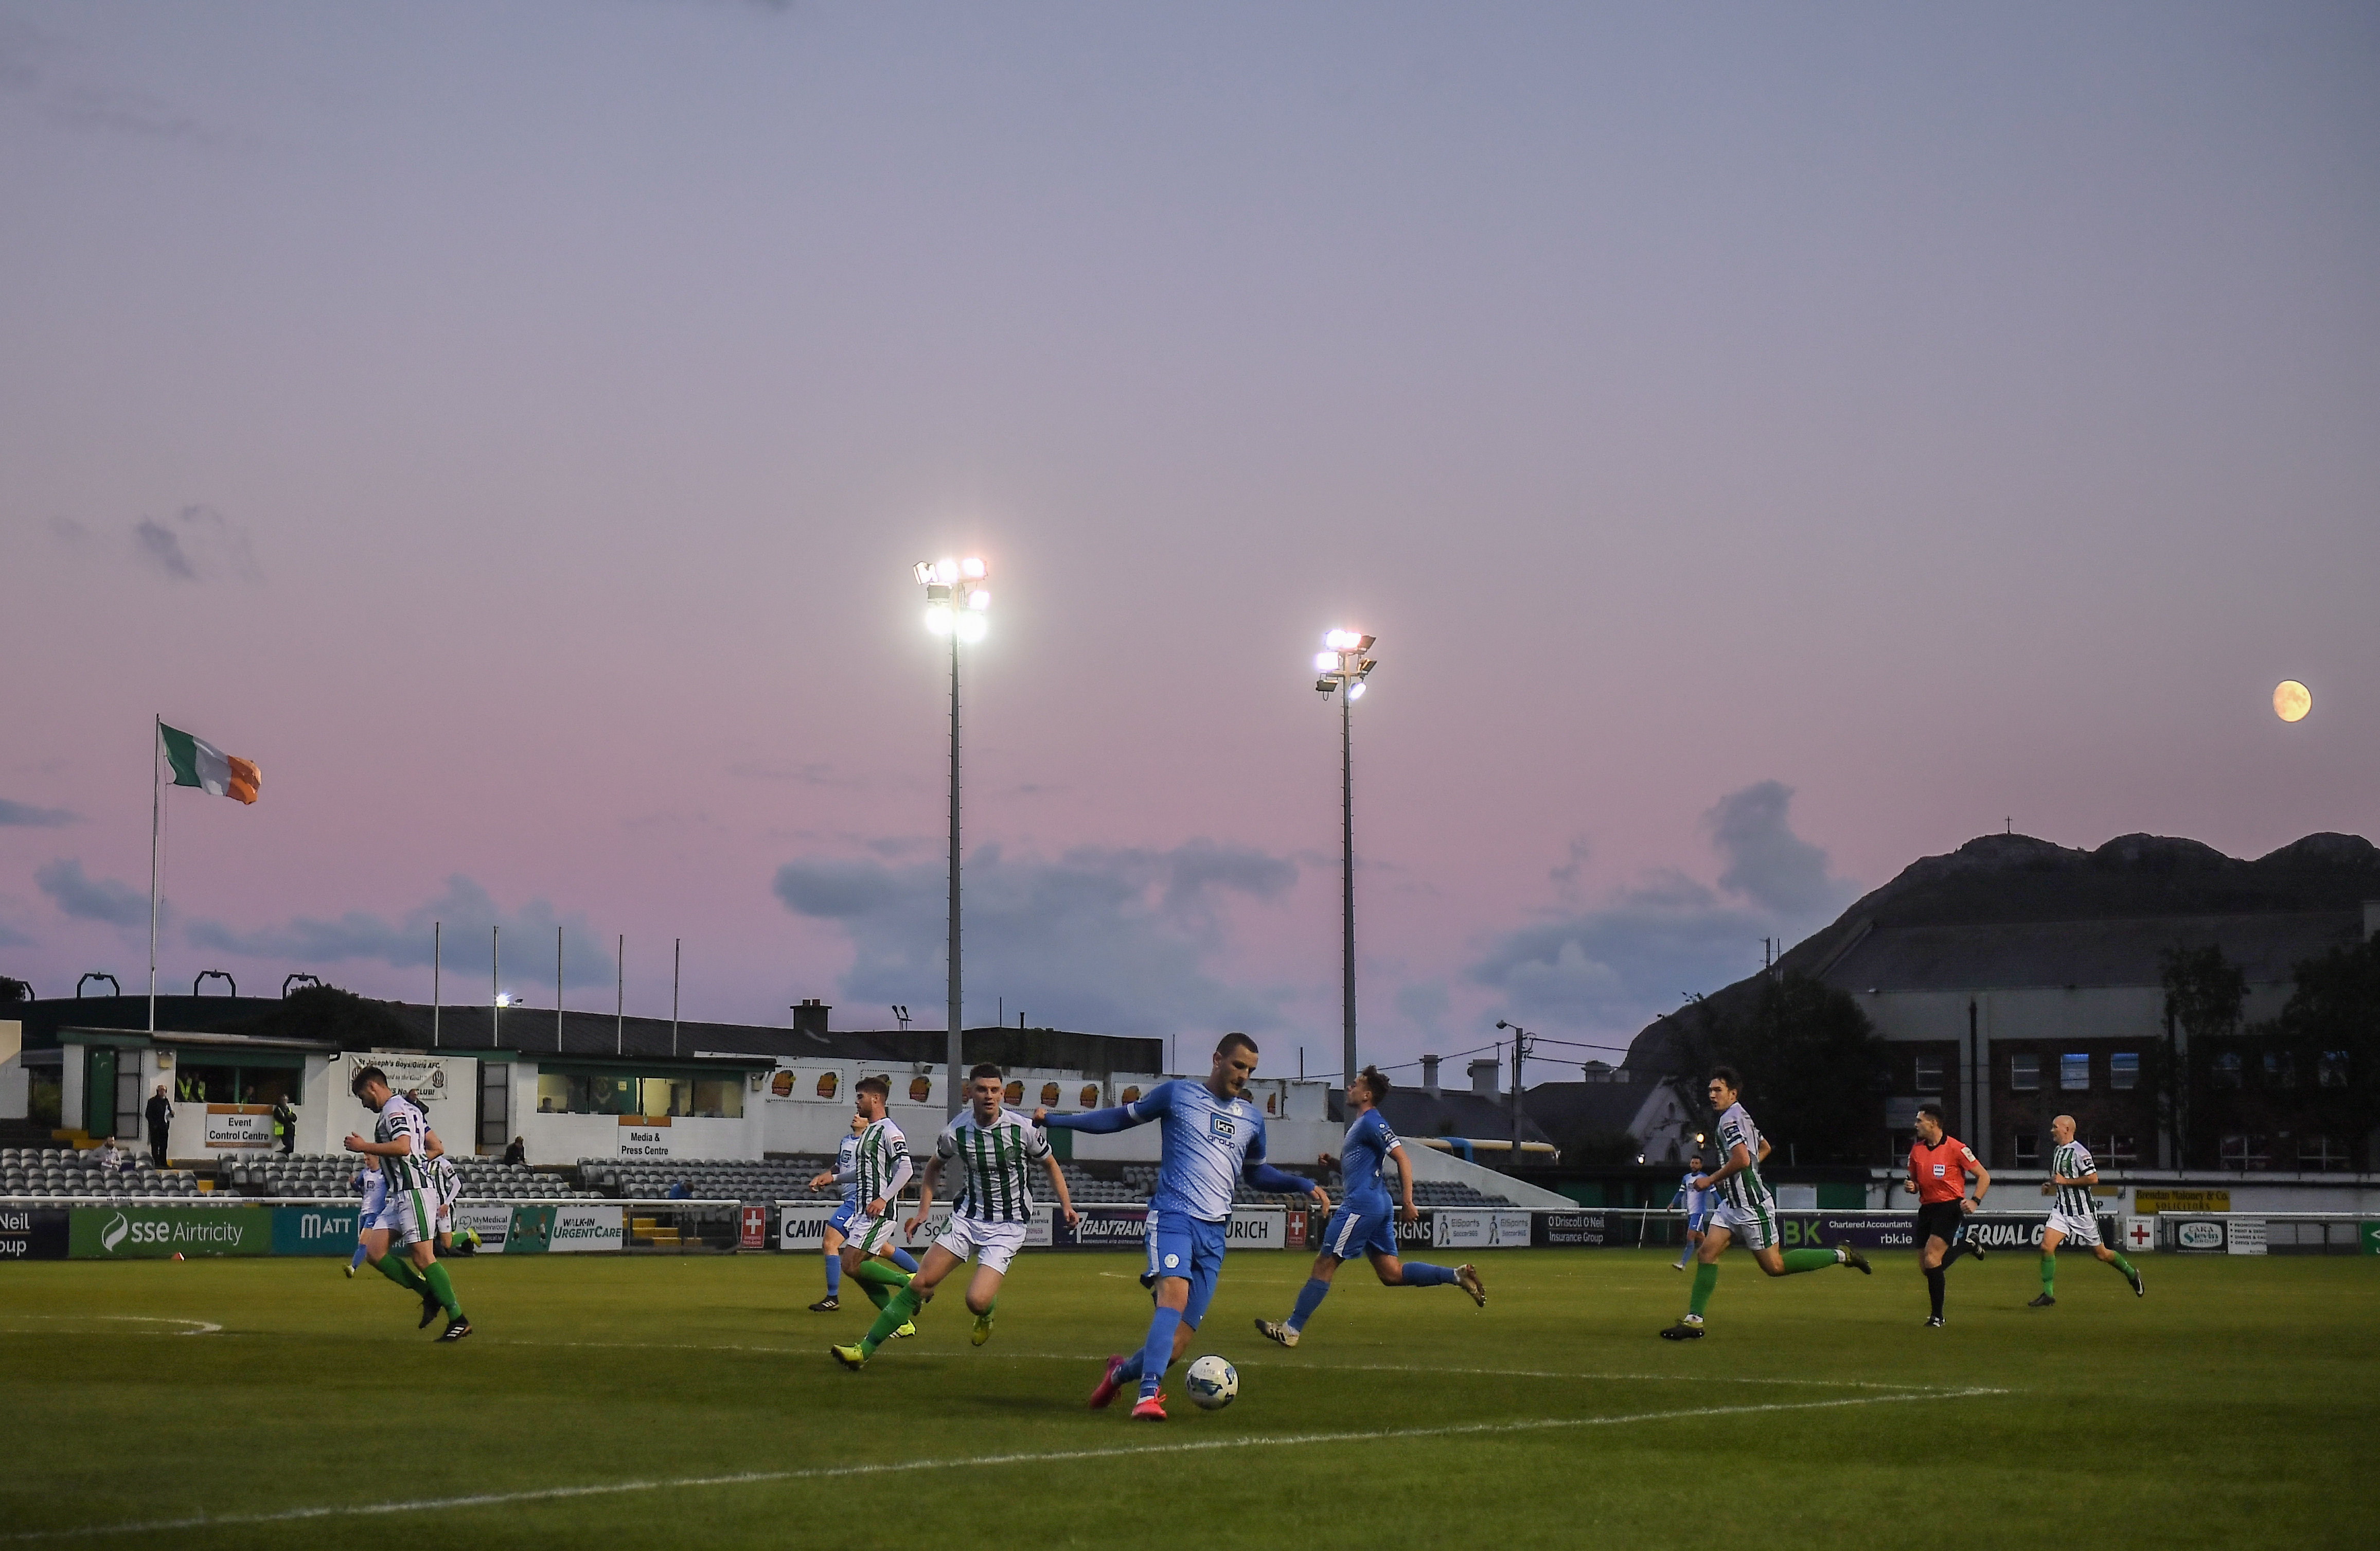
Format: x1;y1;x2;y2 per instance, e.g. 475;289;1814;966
221;1153;601;1200
562;1155;1518;1209
1;1146;202;1198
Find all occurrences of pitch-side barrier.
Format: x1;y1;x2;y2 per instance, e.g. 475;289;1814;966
0;1197;745;1260
2152;1211;2379;1256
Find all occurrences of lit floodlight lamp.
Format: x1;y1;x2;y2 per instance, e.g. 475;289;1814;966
953;611;988;644
1313;651;1337;673
967;587;990;610
1346;680;1366;701
935;557;960;585
925;606;955;636
960;556;987;579
1325;629;1359;650
495;993;513;1008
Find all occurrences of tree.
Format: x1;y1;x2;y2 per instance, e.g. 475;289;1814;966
1672;973;1889;1165
2160;944;2247;1166
0;976;30;1003
2262;936;2380;1169
232;985;412;1048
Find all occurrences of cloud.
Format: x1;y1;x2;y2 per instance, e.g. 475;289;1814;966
34;859;149;927
130;505;260;584
1464;782;1854;1040
0;799;77;827
0;920;36;949
184;875;616;988
774;840;1299;1035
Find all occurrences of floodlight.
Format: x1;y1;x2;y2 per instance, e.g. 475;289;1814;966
1346;680;1366;701
934;558;960;585
925;606;955;636
495;993;513;1008
913;561;936;585
1313;651;1337;673
960;556;987;579
1325;629;1358;650
967;587;990;610
953;611;988;643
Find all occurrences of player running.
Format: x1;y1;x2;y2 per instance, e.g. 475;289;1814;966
1904;1101;1990;1326
1660;1067;1869;1340
819;1076;920;1353
2031;1115;2141;1306
345;1155;384;1278
1671;1154;1716;1271
342;1065;471;1341
1039;1033;1329;1421
809;1112;920;1313
832;1064;1081;1368
1255;1064;1481;1347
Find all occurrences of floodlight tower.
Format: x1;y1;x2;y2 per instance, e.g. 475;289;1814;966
917;555;991;1117
1312;629;1377;1096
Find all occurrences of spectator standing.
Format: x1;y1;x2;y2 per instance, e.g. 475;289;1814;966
271;1095;297;1155
145;1085;173;1167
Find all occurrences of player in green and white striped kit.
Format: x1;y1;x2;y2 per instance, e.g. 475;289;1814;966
834;1064;1080;1368
2031;1114;2141;1306
342;1065;470;1342
1661;1067;1869;1340
827;1075;920;1347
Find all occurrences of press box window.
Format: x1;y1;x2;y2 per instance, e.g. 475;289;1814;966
1913;1054;1944;1094
2109;1052;2139;1091
2060;1052;2090;1091
2010;1053;2040;1091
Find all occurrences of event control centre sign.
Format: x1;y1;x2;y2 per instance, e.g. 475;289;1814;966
202;1105;276;1151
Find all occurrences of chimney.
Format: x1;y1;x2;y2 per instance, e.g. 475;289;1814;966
1468;1057;1500;1098
790;999;831;1039
1420;1054;1440;1097
2365;900;2380;942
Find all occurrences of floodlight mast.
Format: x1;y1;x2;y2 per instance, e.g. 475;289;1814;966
917;556;991;1116
1313;630;1377;1095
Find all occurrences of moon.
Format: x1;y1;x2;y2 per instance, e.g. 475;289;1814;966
2274;680;2312;723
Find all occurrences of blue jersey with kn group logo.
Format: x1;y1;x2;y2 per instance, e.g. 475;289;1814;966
1129;1080;1270;1225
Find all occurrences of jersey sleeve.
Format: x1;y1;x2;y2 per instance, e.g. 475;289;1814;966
2070;1145;2095;1175
1021;1120;1050;1160
1126;1081;1178;1122
935;1121;962;1161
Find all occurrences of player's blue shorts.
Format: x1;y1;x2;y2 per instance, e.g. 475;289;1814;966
1141;1207;1227;1329
358;1174;390;1232
1686;1201;1714;1232
1319;1202;1398;1261
827;1200;858;1236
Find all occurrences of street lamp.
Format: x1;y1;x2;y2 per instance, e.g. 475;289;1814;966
917;555;991;1117
1496;1018;1532;1167
1313;629;1377;1095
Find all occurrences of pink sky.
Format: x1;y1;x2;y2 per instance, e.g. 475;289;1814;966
4;4;2375;1073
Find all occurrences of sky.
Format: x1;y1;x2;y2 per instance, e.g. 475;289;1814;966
4;2;2375;1080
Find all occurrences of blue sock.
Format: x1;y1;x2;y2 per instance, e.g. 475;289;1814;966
1115;1349;1145;1383
1286;1277;1330;1332
891;1247;920;1274
824;1255;842;1297
1397;1262;1458;1287
1136;1305;1182;1399
348;1241;368;1271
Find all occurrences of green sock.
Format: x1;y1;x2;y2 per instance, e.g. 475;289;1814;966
1688;1261;1718;1317
852;1257;911;1310
420;1260;463;1320
1780;1248;1840;1274
860;1288;922;1357
374;1255;427;1296
2039;1254;2056;1296
2107;1252;2136;1279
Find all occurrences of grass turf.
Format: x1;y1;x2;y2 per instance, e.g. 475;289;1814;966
1;1246;2371;1548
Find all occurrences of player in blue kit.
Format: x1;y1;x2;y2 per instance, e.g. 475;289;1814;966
1038;1033;1330;1421
1255;1065;1483;1347
1671;1153;1715;1270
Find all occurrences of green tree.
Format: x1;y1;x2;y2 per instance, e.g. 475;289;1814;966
2262;936;2380;1169
1674;973;1889;1165
232;985;412;1048
2160;944;2246;1166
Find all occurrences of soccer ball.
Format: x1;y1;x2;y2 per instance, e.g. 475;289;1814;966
1184;1354;1237;1410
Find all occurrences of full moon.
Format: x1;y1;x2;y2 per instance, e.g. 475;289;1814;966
2274;680;2312;723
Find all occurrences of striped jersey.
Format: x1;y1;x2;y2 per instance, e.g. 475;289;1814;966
375;1093;432;1192
2052;1140;2097;1217
1714;1101;1772;1213
850;1116;911;1206
936;1108;1049;1224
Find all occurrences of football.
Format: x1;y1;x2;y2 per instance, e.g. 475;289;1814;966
1184;1354;1237;1409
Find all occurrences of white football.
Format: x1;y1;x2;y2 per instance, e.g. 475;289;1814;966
1185;1354;1238;1410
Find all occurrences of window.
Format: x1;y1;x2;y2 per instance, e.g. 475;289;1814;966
172;1063;298;1106
2110;1052;2139;1091
1913;1054;1944;1094
2061;1052;2090;1091
2218;1134;2270;1170
2010;1053;2040;1091
531;1070;748;1119
2013;1132;2039;1167
2262;1050;2295;1089
2318;1051;2349;1088
2212;1051;2243;1089
2298;1135;2349;1171
478;1063;509;1149
2100;1135;2137;1163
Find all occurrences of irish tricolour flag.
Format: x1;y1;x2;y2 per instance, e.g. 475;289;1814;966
161;723;260;804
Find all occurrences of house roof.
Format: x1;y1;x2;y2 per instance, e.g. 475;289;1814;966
1521;1079;1674;1138
1374;1089;1558;1149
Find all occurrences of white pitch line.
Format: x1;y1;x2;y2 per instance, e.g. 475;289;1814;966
7;1387;2006;1542
0;1315;221;1336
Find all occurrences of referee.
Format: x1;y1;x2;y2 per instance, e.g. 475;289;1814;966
1904;1102;1990;1327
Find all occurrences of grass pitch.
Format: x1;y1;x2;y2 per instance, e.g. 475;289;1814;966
2;1247;2371;1548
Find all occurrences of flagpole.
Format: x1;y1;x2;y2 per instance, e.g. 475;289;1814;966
433;922;441;1048
147;715;162;1034
555;926;563;1054
615;933;624;1057
671;938;680;1058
